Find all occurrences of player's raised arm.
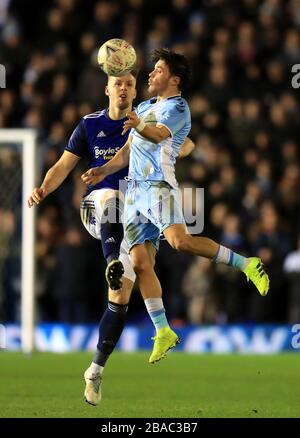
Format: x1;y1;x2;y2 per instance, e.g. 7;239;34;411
122;111;170;144
178;137;195;158
122;110;194;157
27;150;80;207
81;136;132;186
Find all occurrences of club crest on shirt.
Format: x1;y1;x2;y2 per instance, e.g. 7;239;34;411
142;111;157;125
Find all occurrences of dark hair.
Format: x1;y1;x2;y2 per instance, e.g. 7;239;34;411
150;48;191;91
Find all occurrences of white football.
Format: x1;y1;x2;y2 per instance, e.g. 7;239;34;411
97;38;137;76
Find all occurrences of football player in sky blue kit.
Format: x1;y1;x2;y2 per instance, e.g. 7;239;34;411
82;48;270;366
28;70;194;406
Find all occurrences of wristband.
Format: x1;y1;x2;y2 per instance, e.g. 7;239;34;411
135;120;146;133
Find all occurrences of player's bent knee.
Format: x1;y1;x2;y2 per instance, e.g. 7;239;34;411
132;258;152;275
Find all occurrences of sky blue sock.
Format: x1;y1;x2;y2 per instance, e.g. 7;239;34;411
229;251;246;270
149;309;168;331
213;245;247;270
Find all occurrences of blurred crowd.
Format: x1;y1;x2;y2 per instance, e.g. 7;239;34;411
0;0;300;325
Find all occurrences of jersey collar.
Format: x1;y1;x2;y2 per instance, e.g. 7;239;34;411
149;94;181;104
104;107;136;121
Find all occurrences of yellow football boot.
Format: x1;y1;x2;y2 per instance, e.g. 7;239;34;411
149;326;180;364
243;257;270;296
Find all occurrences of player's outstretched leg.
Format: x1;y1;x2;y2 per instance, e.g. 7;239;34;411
130;243;180;363
164;225;270;297
212;247;270;296
101;197;124;290
84;299;128;405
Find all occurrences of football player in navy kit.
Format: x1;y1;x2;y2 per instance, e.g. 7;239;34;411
28;71;194;406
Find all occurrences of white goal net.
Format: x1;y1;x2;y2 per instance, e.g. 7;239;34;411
0;129;37;354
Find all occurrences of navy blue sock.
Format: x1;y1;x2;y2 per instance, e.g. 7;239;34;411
100;197;123;263
94;301;128;367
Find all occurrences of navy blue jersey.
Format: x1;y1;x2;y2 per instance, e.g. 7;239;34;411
65;109;129;196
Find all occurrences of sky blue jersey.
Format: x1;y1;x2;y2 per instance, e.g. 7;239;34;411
129;95;191;188
65;109;129;196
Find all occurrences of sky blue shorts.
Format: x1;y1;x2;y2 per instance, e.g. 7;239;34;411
124;180;185;251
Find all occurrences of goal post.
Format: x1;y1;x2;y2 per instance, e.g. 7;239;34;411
0;129;37;354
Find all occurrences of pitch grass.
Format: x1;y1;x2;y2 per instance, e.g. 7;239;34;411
0;352;299;418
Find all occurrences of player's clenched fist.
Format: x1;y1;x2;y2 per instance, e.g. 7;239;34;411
81;167;106;185
27;187;47;207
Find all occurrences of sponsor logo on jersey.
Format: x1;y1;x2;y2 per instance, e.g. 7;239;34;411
97;130;106;137
94;146;121;159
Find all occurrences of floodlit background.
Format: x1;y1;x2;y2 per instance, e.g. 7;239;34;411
0;0;300;353
1;0;300;420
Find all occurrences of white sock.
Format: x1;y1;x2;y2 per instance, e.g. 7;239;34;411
144;297;169;331
213;245;247;270
89;362;104;375
144;297;164;313
214;245;231;264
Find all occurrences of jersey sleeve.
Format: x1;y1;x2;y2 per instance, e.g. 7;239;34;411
65;119;88;158
135;101;144;117
157;99;190;137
